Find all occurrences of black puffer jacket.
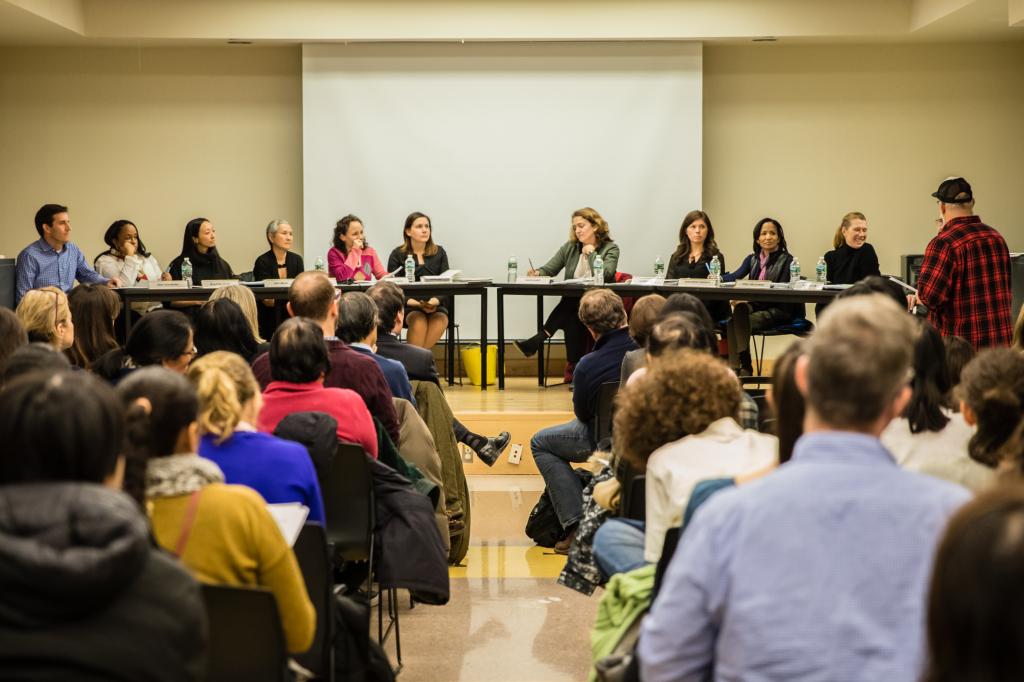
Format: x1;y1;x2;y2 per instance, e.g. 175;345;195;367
0;483;207;681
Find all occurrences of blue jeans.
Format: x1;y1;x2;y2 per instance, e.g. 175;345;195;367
530;419;593;530
593;518;647;580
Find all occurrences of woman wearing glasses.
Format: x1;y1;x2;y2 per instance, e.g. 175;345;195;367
15;287;74;352
93;310;196;384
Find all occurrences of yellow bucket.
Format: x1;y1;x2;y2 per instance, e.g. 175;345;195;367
460;344;498;386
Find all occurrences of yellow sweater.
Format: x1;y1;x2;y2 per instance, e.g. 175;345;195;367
149;483;316;654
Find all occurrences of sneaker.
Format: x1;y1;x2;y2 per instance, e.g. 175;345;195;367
474;431;511;466
553;526;578;555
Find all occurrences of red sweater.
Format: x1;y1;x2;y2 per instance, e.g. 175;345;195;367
258;381;379;458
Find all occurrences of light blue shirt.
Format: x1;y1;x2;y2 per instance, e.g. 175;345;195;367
640;431;970;682
15;238;107;303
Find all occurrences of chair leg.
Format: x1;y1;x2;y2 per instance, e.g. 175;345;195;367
755;335;767;376
454;324;463;387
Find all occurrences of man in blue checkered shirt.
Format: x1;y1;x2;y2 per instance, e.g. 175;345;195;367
15;204;121;304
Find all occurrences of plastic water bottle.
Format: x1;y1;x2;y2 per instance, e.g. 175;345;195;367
653;255;665;277
507;255;518;283
405;254;416;282
816;256;827;284
790;257;801;283
181;257;193;287
709;255;722;284
593;254;604;285
314;257;325;272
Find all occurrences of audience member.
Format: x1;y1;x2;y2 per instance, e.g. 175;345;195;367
368;280;510;463
2;342;71;385
640;294;970;681
336;291;416;404
915;177;1012;348
252;219;303;339
94;218;170;286
593;350;777;578
660;292;716;331
257;317;379;457
167;217;234;283
666;210;730;323
0;370;205;679
530;288;637;553
252;271;401;444
942;335;975;409
619;293;666;384
66;283;121;369
93;310;195;383
881;319;993;492
117;367;315;655
387;211;452;349
769;340;806;463
209;283;266;343
15;203;118;304
924;484;1024;682
328;213;388;282
836;274;908;309
0;308;28;375
824;211;881;284
194;298;266;362
958;348;1024;469
188;351;324;523
16;286;74;351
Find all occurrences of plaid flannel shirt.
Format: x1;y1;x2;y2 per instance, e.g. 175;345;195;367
917;216;1012;349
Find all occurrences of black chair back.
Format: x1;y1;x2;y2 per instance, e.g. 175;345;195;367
294;523;335;681
322;442;374;565
653;526;682;600
592;381;620;447
201;584;288;682
623;474;646;521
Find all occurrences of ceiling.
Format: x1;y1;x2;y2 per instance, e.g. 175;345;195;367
1;0;1022;46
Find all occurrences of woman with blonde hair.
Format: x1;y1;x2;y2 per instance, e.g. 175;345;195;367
16;286;74;351
823;211;880;285
209;283;264;343
515;207;620;380
187;351;324;523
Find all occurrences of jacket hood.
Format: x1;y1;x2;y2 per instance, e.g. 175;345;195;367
0;483;150;628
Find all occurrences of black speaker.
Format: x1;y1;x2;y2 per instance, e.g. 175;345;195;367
0;258;14;309
900;254;926;288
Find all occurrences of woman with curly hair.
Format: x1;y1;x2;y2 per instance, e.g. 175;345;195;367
592;350;777;578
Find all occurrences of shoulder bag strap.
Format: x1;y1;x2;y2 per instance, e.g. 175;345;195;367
173;489;204;558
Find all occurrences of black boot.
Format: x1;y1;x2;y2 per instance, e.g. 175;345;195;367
739;350;754;376
514;331;546;358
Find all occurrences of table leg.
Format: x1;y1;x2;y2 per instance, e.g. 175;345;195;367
536;295;545;387
497;288;506;390
479;289;488;391
446;297;456;386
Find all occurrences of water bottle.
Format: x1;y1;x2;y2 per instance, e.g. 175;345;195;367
653;255;665;277
181;257;193;287
593;254;604;286
709;254;721;284
405;254;416;282
507;255;518;283
816;256;827;284
315;257;325;272
790;257;801;283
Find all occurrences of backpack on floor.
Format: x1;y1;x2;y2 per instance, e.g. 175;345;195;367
332;594;396;682
526;469;593;547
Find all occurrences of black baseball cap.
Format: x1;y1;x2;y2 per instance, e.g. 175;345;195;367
932;177;973;204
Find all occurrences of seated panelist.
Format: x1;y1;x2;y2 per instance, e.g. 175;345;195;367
167;217;234;284
95;219;170;286
824;211;880;285
667;210;729;323
253;219;304;339
329;214;388;282
387;212;451;350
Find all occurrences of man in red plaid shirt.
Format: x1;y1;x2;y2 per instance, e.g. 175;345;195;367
915;177;1012;349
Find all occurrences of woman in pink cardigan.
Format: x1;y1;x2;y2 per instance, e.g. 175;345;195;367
327;214;389;282
257;317;379;458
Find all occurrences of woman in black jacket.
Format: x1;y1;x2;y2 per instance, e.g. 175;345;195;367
667;210;729;324
387;211;451;349
252;219;304;339
823;211;881;285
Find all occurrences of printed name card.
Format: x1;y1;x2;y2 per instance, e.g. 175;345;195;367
200;279;240;288
630;277;665;286
385;277;411;284
149;280;190;290
516;276;554;284
678;278;718;288
262;279;294;287
734;280;774;288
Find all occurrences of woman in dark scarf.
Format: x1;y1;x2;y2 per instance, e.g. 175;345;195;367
167;218;235;284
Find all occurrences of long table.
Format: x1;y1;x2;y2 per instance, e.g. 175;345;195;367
495;281;840;389
117;281;491;390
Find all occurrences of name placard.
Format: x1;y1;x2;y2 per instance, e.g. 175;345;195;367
678;278;718;288
734;280;773;289
386;277;411;285
516;276;554;284
149;280;190;290
262;279;294;287
630;277;665;286
200;279;240;288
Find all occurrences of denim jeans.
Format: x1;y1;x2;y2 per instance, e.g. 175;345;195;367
530;418;593;530
593;518;647;580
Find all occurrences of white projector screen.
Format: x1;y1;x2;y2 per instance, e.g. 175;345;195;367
303;42;702;340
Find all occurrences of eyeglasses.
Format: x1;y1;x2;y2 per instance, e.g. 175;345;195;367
182;346;198;359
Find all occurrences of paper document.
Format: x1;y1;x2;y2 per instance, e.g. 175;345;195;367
266;502;310;546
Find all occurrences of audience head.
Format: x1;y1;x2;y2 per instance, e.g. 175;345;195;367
1013;306;1024;352
674;210;719;260
368;280;406;335
100;219;150;259
662;292;716;333
333;214;366;255
34;203;69;242
836;275;907;309
570;207;611;246
66;284;122;368
2;343;71;386
187;351;261;445
925;484;1024;682
0;308;28;375
902;319;952;435
287;271;337;324
16;287;73;351
958;349;1024;468
647;312;716;358
181;217;217;258
93;310;194;381
194;298;260;360
0;370;123;487
269;317;331;384
265;219;293;251
209;283;264;342
615;350;742;469
932;176;975;222
578;289;627;337
834;211;868;250
801;294;915;433
752;217;787;254
402;211;438;255
770;340;806;464
336;292;379;345
627;294;666;347
943;335;975;410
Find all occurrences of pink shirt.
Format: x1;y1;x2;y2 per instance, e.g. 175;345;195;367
258;380;379;458
327;246;388;282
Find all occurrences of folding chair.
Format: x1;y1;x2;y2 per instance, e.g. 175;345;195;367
201;584;288;682
591;381;620;449
294;523;335;681
753;318;814;376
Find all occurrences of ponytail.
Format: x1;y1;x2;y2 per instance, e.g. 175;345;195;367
960;349;1024;468
195;366;244;444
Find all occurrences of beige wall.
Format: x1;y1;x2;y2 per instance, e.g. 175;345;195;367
0;46;302;273
703;42;1024;279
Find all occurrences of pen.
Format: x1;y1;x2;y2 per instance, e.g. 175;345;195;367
705;263;711;273
529;258;536;271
